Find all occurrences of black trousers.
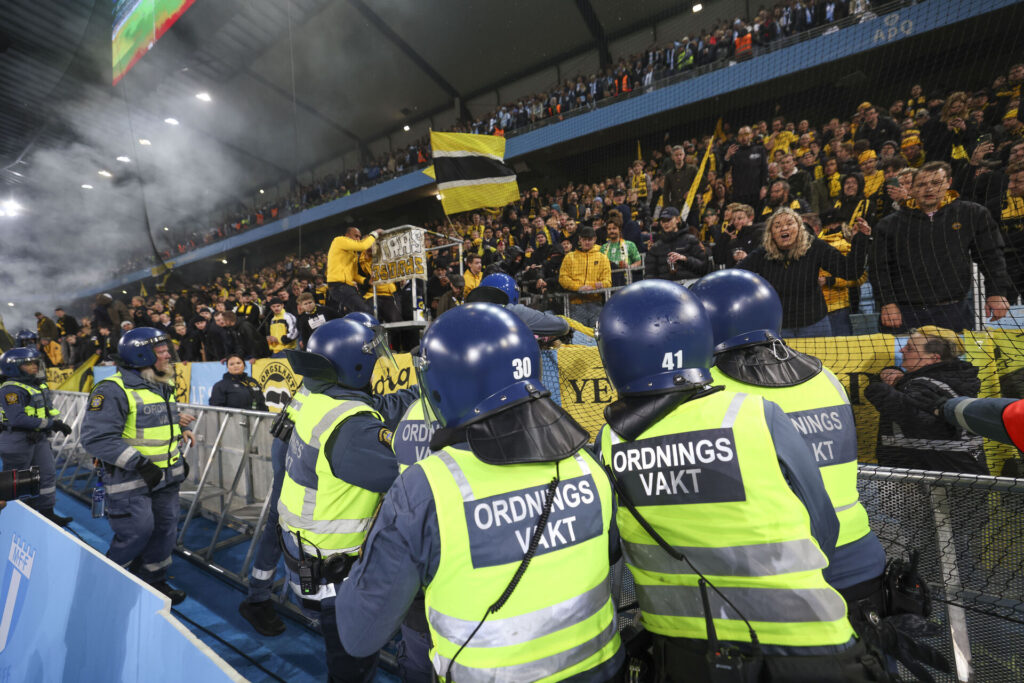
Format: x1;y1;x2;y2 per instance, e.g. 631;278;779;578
329;283;373;315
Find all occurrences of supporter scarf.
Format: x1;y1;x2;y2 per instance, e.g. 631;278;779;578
863;170;885;198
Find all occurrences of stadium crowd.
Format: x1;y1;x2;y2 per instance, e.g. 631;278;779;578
116;0;887;275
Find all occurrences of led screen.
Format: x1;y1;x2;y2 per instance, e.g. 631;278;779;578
113;0;196;85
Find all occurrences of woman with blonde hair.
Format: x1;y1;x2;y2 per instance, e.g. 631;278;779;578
736;207;871;337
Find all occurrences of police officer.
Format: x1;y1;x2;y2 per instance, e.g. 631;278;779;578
337;303;623;682
278;317;417;682
238;311;381;638
690;269;887;627
0;347;73;525
595;280;881;682
15;329;38;348
80;327;193;604
465;272;571;337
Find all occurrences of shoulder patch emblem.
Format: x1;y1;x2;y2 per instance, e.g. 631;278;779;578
4;392;19;405
378;428;393;446
89;394;105;411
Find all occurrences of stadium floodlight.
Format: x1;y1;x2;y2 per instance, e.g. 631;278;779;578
403;125;411;132
693;3;703;11
139;138;152;146
121;290;128;294
163;226;169;231
164;117;179;125
116;155;131;163
6;302;13;307
436;193;443;200
81;184;94;189
2;200;22;216
259;189;265;194
98;170;113;178
221;259;228;264
195;92;212;102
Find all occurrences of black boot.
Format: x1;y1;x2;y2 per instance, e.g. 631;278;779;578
152;581;186;605
41;509;73;527
239;600;286;636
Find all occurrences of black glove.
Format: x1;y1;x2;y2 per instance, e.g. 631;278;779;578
905;380;953;416
51;420;73;436
136;460;164;490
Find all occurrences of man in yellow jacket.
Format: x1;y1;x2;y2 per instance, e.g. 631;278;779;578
327;226;382;315
558;225;611;327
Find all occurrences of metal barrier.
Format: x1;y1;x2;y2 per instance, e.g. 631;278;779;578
50;390;1024;680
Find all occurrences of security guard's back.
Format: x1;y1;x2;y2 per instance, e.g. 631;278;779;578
595;280;885;682
335;303;623;682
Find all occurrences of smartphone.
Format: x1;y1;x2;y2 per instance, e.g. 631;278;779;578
977;133;993;146
886;177;901;188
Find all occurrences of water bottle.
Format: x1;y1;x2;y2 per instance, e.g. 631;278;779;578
92;470;106;518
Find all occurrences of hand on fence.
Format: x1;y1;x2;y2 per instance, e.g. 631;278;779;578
880;303;902;329
179;412;196;428
985;295;1010;321
181;430;196;449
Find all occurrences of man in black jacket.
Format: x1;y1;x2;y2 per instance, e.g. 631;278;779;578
724;127;769;208
870;161;1012;332
713;203;763;268
644;207;707;281
662;145;705;212
854;105;902;152
178;318;208;362
865;326;987;474
205;313;239;361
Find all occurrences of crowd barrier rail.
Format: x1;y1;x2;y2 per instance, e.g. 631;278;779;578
48;388;1023;682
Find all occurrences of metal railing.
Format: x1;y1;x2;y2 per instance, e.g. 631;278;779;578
50;390;1023;680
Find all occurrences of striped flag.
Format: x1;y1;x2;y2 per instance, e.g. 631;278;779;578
429;131;519;215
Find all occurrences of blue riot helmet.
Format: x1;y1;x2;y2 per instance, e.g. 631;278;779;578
415;303;543;429
15;329;38;347
595;280;713;395
344;311;381;328
478;272;520;305
690;270;783;353
287;317;395;389
118;327;177;368
0;347;46;380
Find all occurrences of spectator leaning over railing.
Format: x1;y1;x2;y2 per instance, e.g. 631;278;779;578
558;225;611;327
870;161;1012;333
865;325;987;475
737;208;871;338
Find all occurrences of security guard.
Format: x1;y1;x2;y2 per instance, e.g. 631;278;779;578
15;329;38;348
238;311;384;638
80;327;193;604
0;347;73;525
595;280;881;682
465;272;571;337
691;269;887;627
278;317;417;682
337;303;623;682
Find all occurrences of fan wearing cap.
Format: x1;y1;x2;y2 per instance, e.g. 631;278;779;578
865;326;987;474
645;207;707;282
558;225;611;327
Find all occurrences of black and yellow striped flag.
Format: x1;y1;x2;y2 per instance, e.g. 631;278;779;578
429;131;519;215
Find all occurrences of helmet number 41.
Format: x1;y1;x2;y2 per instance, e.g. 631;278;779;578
661;350;684;370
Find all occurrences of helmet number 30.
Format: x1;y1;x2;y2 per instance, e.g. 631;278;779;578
512;357;532;379
661;350;684;370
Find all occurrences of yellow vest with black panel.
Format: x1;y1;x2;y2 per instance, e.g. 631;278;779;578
599;390;853;648
0;380;60;425
278;392;383;557
417;446;620;682
711;367;870;549
99;373;181;468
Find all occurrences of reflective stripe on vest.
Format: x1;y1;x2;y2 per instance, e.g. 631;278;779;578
600;390;853;647
710;366;870;548
0;380;60;420
418;446;620;682
98;374;182;468
277;394;382;557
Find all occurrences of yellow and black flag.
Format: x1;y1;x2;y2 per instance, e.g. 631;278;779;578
428;131;519;215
